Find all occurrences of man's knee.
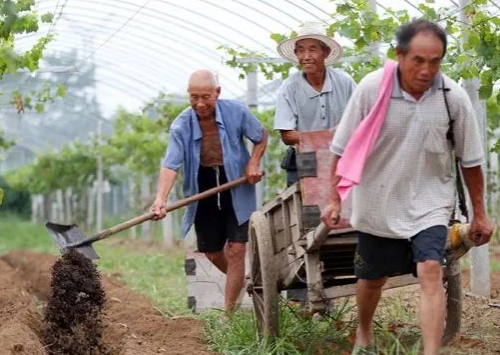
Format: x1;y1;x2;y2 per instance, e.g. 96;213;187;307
418;260;443;290
418;260;442;279
358;277;387;290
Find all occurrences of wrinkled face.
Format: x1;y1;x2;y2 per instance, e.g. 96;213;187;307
397;32;444;98
294;38;330;74
188;86;220;119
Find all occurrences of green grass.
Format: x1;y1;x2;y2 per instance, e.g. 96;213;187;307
203;298;423;355
95;243;188;315
489;258;500;271
203;300;354;355
0;213;58;254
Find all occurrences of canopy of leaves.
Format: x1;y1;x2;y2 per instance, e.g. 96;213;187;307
1;2;65;117
0;175;29;216
4;100;189;196
0;126;14;205
487;94;500;131
103;100;188;178
2;97;289;204
0;128;14;151
4;140;107;195
220;0;500;149
0;0;56;203
0;0;53;80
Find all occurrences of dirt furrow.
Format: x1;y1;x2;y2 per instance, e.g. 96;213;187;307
0;250;215;355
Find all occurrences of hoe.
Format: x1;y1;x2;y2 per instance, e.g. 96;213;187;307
46;176;248;259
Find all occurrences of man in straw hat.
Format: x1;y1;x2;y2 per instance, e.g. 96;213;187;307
274;21;356;186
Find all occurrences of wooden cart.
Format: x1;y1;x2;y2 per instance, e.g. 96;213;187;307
246;131;463;343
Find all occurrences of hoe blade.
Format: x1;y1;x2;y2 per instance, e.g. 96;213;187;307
45;222;99;260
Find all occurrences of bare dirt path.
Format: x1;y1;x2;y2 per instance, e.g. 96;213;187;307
1;248;498;354
0;249;217;355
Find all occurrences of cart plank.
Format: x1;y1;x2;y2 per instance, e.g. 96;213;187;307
324;274;419;299
298;130;333;211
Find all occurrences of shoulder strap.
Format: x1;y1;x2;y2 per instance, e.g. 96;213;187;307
442;78;469;222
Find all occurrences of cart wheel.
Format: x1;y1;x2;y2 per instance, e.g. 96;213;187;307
248;211;279;337
442;257;462;345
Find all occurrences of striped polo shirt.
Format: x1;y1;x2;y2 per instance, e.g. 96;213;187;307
331;67;484;239
274;67;356;131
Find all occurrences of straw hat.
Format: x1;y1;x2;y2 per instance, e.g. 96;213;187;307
276;22;343;65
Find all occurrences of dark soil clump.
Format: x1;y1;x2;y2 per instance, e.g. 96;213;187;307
43;249;109;355
1;249;217;355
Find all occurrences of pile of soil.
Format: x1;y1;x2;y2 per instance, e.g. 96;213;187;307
0;249;216;355
43;250;108;354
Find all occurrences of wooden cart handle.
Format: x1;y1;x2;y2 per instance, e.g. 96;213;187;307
306;222;330;252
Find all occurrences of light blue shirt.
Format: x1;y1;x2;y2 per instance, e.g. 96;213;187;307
274;67;356;131
162;99;264;237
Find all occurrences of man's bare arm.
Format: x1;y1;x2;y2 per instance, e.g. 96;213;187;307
245;129;268;184
461;165;493;245
280;130;301;145
150;167;178;219
321;154;342;228
250;129;268;161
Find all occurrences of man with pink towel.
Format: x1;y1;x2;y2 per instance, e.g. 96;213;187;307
321;19;493;355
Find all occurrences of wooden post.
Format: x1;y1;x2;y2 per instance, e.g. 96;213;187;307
128;178;137;238
31;194;41;223
111;184;119;217
459;0;490;298
64;188;72;224
162;209;174;248
42;193;51;221
51;200;58;223
488;143;498;227
87;184;96;230
488;127;500;228
443;258;462;343
140;174;152;241
56;189;64;223
497;152;500;227
30;195;35;222
96;121;104;231
162;172;175;248
247;68;264;208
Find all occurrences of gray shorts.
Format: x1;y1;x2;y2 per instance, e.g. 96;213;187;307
354;225;447;279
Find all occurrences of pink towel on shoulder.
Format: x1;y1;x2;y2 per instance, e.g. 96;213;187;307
336;60;398;201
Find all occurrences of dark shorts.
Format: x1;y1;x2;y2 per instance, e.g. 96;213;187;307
194;165;248;253
354;225;447;280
